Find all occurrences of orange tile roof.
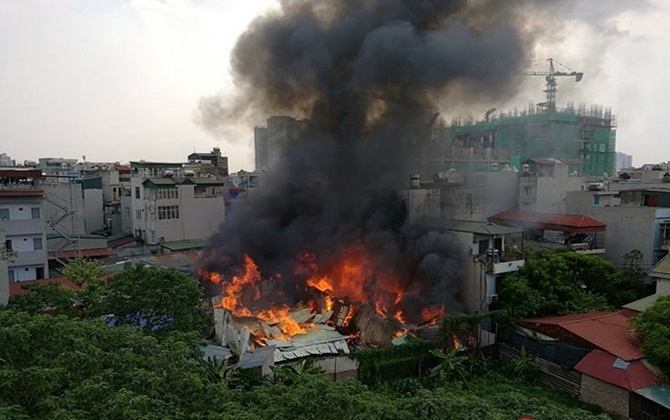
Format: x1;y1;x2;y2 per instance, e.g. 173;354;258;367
489;210;606;233
522;312;644;361
9;277;80;297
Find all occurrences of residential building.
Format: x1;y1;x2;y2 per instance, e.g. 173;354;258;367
0;168;49;293
78;162;131;235
38;157;80;182
122;161;225;246
566;188;670;269
488;210;606;254
616;152;634;171
187;147;229;176
0;153;14;167
518;159;584;213
439;170;519;222
648;255;670;293
254;116;310;171
518;311;657;419
421;218;525;313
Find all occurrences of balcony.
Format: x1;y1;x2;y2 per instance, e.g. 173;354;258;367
0;182;43;197
484;249;525;274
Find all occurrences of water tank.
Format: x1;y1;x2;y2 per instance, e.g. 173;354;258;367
163;170;174;178
410;174;420;188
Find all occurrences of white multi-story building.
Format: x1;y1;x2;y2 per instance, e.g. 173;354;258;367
121;161;226;246
0;168;49;303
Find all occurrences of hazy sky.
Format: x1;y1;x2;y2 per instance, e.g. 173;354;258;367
1;0;668;171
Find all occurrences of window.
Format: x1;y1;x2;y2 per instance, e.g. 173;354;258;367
157;205;180;220
593;195;600;206
33;237;43;251
125;207;131;217
523;186;532;195
157;188;178;199
8;270;14;282
5;239;12;251
135;187;141;199
136;209;142;220
0;209;8;220
36;266;44;279
31;207;40;219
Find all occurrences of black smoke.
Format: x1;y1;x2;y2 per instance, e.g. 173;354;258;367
199;0;536;320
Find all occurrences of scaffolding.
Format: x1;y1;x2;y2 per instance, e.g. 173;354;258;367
445;104;616;176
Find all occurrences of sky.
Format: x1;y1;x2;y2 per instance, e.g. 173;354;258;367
0;0;669;171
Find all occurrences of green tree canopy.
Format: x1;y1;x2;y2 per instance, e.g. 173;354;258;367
8;261;211;336
0;311;613;419
497;250;644;318
631;295;670;378
0;310;208;418
103;263;211;335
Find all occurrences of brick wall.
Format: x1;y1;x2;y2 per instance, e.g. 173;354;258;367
579;374;629;419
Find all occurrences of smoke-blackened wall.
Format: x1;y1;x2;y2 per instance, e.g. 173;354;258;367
199;0;539;320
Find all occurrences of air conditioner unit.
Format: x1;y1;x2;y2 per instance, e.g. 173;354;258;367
486;294;498;304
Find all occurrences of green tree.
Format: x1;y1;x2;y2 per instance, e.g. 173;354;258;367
428;348;468;382
7;282;79;316
496;251;640;318
631;295;670;378
0;310;209;418
8;260;211;336
103;263;211;335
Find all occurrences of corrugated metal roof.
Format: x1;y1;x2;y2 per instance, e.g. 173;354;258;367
489;210;606;233
649;254;670;277
160;238;208;251
574;350;657;391
200;345;233;363
622;291;670;313
237;346;276;369
265;324;350;363
635;386;670;410
522;312;644;361
421;218;523;236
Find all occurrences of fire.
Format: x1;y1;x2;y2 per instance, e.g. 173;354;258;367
306;276;333;293
323;295;334;312
420;305;445;325
201;244;447;343
254;306;310;339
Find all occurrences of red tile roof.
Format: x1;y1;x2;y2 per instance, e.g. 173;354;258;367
489;210;607;233
575;350;657;391
48;248;113;259
9;277;80;297
522;312;644;361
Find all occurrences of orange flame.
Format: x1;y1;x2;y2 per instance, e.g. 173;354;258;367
453;335;462;350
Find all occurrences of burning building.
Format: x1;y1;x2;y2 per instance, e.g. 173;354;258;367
197;0;548;360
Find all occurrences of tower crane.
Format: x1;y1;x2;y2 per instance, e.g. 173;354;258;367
520;58;583;112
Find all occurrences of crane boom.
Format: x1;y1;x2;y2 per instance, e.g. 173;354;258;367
520;58;583;112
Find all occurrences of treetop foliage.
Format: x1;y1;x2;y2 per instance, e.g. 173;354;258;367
497;250;646;319
631;295;670;379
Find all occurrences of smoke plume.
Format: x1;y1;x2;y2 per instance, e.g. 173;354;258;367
199;0;542;320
